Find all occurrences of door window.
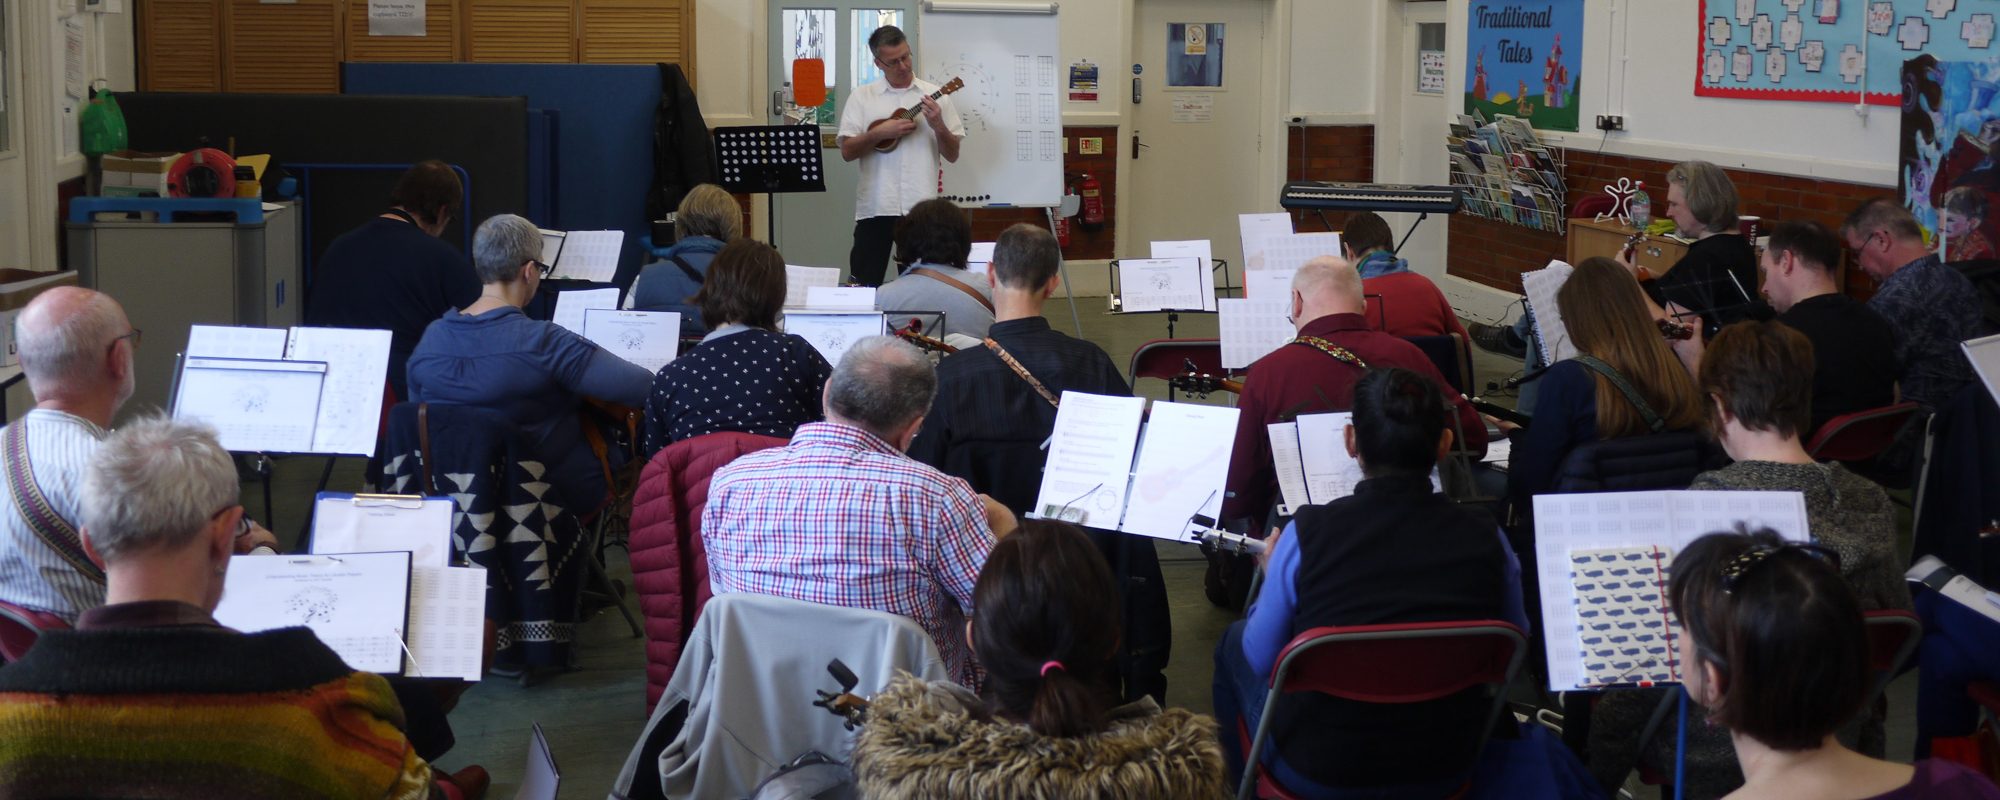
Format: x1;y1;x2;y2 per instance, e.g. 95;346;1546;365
782;9;838;124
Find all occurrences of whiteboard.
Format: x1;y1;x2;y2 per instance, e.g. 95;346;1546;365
919;7;1063;208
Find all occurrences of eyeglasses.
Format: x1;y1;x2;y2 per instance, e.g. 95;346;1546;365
1719;542;1841;593
877;53;913;68
533;260;555;279
106;328;142;355
208;503;249;537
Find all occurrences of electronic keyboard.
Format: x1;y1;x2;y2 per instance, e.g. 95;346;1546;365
1280;181;1463;215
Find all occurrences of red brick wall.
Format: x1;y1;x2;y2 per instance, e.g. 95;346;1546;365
1447;150;1892;298
966;125;1119;260
1286;125;1376;232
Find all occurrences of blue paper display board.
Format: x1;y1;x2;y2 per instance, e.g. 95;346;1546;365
1698;0;1998;106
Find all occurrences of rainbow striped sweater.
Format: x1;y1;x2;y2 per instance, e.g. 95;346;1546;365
0;624;437;798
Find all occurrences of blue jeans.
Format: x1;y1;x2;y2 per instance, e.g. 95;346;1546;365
1916;588;2000;754
1510;310;1548;411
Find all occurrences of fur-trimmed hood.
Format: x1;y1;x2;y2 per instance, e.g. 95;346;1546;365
850;673;1230;799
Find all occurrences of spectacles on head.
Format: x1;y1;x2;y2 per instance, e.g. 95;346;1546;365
107;328;142;355
1719;542;1841;593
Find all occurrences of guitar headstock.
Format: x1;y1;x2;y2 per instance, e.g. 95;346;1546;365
1168;358;1241;398
939;77;965;95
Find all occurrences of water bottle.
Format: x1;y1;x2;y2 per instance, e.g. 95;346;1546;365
1628;182;1651;230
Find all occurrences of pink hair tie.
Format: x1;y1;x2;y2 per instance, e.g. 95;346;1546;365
1040;660;1065;677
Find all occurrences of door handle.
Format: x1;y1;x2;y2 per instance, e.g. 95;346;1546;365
772;90;786;118
1132;132;1150;160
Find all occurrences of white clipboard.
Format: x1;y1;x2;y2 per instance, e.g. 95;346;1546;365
309;492;455;569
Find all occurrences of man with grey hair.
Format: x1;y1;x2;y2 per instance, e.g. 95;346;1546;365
0;287;275;623
702;335;1015;686
1844;196;1988;410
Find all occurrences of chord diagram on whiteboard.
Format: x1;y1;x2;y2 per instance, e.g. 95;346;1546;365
1039;94;1057;124
1016;130;1034;162
1037;55;1056;87
1016;93;1032;124
1014;55;1031;86
1040;131;1059;161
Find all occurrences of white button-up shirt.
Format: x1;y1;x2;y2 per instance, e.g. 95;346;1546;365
837;77;967;221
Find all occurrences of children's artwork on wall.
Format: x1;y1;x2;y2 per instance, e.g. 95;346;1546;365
1703;0;2000;106
1465;0;1584;131
1899;54;2000;261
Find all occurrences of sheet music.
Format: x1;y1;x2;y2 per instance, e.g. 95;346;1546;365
1219;298;1292;369
581;309;681;373
551;288;620;334
405;565;486;681
548;230;623;282
174;358;326;453
186;324;287;360
1120;401;1239;540
519;723;561;800
1532;490;1810;692
310;493;454;569
1570;545;1679;687
1291;412;1441;504
1033;392;1146;530
538;229;565;265
213;552;412;674
785;265;842;307
284;327;392;456
967;242;997;274
1245;268;1295;301
784;312;884;366
1238;212;1293;272
1482;438;1513;466
1119;258;1208;313
1964;333;2000;406
1262;232;1345;275
1266;422;1310;513
1521;260;1577;364
1151;240;1216;311
805;286;877;310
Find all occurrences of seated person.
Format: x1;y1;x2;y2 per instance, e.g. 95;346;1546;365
1213;367;1526;795
1508;257;1705;509
876;198;995;341
0;415;486;799
626;183;740;336
305;160;480;400
406;213;653;511
1666;529;2000;799
1845;197;1989;411
639;239;832;456
1590;321;1911;795
1910;558;2000;763
1621;160;1762;331
1343;211;1469;340
702;336;1016;688
851;520;1228;799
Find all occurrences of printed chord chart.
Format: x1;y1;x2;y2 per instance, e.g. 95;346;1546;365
1040;131;1059;161
1037;55;1056;87
1016;93;1033;124
1016;130;1034;162
1015;55;1031;86
1039;94;1057;124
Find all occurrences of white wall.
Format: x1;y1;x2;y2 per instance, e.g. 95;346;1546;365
4;1;135;270
1287;0;1381;119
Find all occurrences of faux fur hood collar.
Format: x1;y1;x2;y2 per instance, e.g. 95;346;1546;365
850;673;1230;800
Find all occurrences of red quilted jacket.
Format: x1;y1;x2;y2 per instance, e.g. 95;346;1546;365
629;431;787;712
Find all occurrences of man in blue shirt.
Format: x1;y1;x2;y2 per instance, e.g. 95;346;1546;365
1843;198;1988;411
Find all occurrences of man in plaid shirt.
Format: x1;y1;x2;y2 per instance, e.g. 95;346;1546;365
702;336;1016;686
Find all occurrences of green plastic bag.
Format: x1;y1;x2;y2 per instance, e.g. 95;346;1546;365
79;89;128;157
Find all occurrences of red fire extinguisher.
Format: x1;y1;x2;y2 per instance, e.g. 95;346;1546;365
1053;208;1072;249
1077;172;1106;232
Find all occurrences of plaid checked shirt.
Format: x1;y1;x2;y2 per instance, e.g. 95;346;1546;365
702;422;993;686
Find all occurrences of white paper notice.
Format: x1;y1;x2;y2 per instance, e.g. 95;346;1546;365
1522;260;1577;364
214;552;413;674
1119;258;1208;312
1121;401;1239;539
1238;213;1294;273
581;309;681;373
1964;333;2000;406
285;327;393;456
405;565;485;681
1219;298;1292;369
1533;490;1809;692
785;312;884;365
551;287;620;334
967;242;997;274
1033;392;1147;529
173;358;326;453
1266;421;1310;513
63;18;86;100
548;230;623;282
367;0;425;36
785;265;843;308
1263;232;1345;275
310;494;455;569
1171;93;1215;123
185;324;287;360
806;286;877;310
1151;240;1216;311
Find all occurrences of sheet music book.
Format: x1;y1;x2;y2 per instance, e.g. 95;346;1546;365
1118;258;1209;313
806;286;877;310
784;311;884;365
1263;232;1345;275
213;551;413;674
1963;333;2000;406
551;287;620;334
183;325;395;456
967;242;997;274
174;358;328;453
1033;392;1239;541
518;723;562;800
1151;240;1217;311
310;492;455;569
1238;212;1293;273
1532;490;1810;692
785;265;842;308
404;565;486;681
540;229;623;283
1219;298;1292;369
582;309;681;373
1521;260;1577;364
1266;413;1441;514
1033;392;1147;530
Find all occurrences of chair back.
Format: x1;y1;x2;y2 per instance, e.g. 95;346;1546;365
1572;194;1617;219
1863;609;1922;702
1551;430;1717;494
0;600;70;663
1403;334;1473;396
1807;402;1923;464
1129;338;1226;384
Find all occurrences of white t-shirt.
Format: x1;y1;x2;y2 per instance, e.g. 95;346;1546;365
837;77;967;221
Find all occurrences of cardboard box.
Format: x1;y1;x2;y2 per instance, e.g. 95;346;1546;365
101;150;178;198
0;270;82;368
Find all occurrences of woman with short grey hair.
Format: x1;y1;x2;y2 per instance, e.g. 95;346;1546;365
1618;159;1761;333
406;213;654;508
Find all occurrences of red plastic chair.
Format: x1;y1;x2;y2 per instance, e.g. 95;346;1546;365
1236;620;1527;800
1806;402;1923;463
0;600;70;663
1572;194;1617;220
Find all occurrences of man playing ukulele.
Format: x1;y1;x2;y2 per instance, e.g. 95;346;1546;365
837;25;966;287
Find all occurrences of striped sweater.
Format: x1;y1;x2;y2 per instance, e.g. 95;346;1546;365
0;624;436;798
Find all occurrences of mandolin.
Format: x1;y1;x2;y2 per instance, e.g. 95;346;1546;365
893;325;958;354
867;77;965;153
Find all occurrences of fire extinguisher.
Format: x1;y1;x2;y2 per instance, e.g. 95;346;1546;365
1053;208;1072;249
1077;172;1106;232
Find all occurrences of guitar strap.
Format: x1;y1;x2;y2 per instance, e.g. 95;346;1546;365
983;338;1060;408
1289;336;1370;370
910;266;996;314
1572;355;1667;434
1;419;105;585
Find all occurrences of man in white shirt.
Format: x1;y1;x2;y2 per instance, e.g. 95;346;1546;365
837;25;966;287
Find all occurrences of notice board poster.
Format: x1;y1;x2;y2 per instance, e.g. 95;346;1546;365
1465;1;1584;131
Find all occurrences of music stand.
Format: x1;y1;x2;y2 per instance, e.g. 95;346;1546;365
714;125;826;245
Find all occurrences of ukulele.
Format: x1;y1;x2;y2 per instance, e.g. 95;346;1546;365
893;324;958;354
868;77;965;153
1168;359;1244;398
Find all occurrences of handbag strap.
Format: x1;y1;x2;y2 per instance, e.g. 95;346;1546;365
1289;336;1370;370
1;419;105;585
416;402;439;496
983;338;1060;408
911;266;997;314
666;253;704;285
1572;355;1667;434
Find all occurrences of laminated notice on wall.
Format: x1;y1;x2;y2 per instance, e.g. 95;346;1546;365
369;0;426;36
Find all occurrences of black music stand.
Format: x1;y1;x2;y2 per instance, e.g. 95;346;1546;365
714;125;826;244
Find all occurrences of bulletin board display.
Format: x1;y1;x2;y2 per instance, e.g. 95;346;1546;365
1696;0;2000;106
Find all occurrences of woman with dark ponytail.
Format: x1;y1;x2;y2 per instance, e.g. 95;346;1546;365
851;520;1228;799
